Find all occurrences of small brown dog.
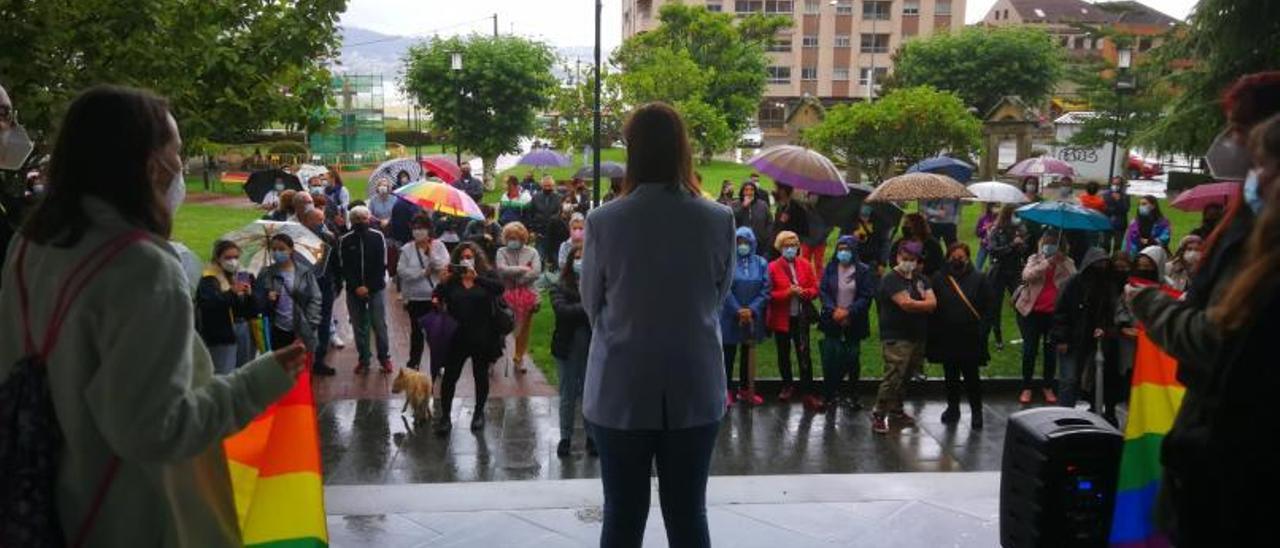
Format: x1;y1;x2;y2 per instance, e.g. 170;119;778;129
391;368;433;424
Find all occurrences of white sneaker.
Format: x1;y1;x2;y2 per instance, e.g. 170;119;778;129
331;335;346;349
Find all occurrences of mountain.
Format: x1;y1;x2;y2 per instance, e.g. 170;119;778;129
339;26;597;82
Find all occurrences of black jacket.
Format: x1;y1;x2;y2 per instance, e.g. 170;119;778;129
195;271;258;346
529;189;563;233
773;200;809;240
890;237;945;278
733;198;772;256
550;282;591;360
926;265;995;364
388;199;419;243
433;274;506;362
337;225;388;293
986;223;1027;278
456;174;485;204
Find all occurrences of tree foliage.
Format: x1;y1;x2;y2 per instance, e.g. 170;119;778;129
1133;0;1280;156
612;3;789;159
677;99;735;164
403;35;557;178
550;66;625;152
0;0;346;151
1065;36;1171;151
803;87;981;183
887;26;1064;115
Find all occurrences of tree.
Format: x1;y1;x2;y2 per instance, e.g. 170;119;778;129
887;26;1065;115
403;35;557;179
1134;0;1280;156
803;87;981;183
0;0;345;151
676;99;734;164
1065;38;1170;153
613;3;790;156
549;66;625;152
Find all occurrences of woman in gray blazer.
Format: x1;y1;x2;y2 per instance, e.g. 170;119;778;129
580;102;736;548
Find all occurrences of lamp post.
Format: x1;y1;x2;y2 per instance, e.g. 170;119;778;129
412;103;421;162
1106;46;1135;182
451;51;464;167
592;0;603;207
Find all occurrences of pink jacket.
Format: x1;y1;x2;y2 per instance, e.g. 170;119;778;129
1015;252;1076;316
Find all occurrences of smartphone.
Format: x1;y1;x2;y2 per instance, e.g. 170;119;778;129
235;272;251;285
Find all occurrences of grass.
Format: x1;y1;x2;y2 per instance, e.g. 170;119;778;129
172;203;267;261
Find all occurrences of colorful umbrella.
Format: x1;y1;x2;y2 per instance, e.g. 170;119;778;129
420;155;461;184
574;161;626;180
517;149;571;168
394;180;483;220
1015;201;1111;231
220;220;326;272
295;164;328;184
745;145;848;196
906;156;975;183
964;181;1030;204
1006;156;1077;178
243;169;302;204
1170;181;1240;211
865;172;973;203
368;158;423;197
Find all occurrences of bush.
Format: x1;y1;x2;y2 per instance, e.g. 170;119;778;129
267;141;309;155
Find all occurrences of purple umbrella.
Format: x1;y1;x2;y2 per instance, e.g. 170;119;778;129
419;310;458;379
746;145;848;196
517;149;572;168
1006;157;1077;178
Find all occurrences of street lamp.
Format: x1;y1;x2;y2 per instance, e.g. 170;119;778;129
591;0;603;207
1107;46;1136;182
451;51;463;166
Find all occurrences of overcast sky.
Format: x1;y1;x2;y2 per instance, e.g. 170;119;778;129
340;0;1199;50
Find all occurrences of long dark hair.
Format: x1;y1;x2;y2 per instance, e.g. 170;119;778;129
23;85;175;245
450;241;492;276
560;244;584;291
621;102;698;197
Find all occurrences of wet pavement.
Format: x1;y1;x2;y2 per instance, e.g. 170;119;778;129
319;393;1043;485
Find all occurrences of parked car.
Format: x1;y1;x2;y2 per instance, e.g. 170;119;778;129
1128;154;1163;179
739;127;764;148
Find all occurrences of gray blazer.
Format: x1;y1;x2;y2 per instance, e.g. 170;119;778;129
581;183;736;430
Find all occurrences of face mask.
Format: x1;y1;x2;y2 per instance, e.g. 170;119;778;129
412;229;431;242
272;251;290;264
377;186;389;195
1042;244;1058;257
309;186;324;196
896;260;917;275
460;258;476;270
1183;250;1202;265
351;220;367;231
220;258;239;273
736;243;752;257
836;250;854;264
1139;204;1153;216
1012;216;1023;226
1112;270;1130;284
1135;269;1158;282
1026;186;1038;194
782;246;799;260
0;123;34;170
949;258;968;272
573;260;583;275
562;203;575;213
1111;185;1121;192
506;240;523;251
163;159;185;215
1244;169;1264;215
274;183;285;192
542;187;554;194
571;228;585;241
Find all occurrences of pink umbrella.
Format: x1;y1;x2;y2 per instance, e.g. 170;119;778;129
1170;181;1241;211
1006;157;1077;178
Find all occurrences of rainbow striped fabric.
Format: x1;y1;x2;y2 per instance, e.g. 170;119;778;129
221;172;250;185
224;367;328;547
1109;328;1184;548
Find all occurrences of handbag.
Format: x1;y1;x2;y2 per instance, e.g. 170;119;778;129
491;297;515;336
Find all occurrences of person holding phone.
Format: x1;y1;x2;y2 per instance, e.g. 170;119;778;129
197;240;258;373
432;242;506;434
254;234;322;353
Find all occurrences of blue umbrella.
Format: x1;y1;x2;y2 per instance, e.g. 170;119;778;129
1015;201;1111;231
906;156;975;183
517;149;572;168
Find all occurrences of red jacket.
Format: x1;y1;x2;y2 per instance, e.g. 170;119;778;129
766;257;819;333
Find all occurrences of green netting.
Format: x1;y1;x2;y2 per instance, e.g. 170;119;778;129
309;74;387;164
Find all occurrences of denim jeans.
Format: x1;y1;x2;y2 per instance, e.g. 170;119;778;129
208;344;237;375
314;275;336;366
1017;312;1057;390
587;420;721;548
233;320;255;367
556;328;590;442
347;288;390;363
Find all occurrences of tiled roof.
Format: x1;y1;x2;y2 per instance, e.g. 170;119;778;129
1008;0;1116;24
1095;1;1181;27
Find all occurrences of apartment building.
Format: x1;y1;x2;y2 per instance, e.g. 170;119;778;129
622;0;966;138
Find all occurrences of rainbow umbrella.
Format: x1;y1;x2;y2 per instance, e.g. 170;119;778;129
394;180;483;220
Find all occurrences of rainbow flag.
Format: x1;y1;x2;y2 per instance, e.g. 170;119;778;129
1109;328;1184;548
224;366;328;547
221;171;250;185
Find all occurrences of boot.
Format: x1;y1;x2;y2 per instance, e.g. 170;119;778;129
940;406;961;424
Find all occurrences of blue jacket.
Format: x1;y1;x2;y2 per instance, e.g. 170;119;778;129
818;235;875;340
720;226;772;345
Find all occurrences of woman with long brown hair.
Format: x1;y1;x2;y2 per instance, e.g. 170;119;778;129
580;102;734;547
0;85;305;546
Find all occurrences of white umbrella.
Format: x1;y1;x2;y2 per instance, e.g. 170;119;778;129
219;221;325;273
295;163;328;184
964;181;1030;204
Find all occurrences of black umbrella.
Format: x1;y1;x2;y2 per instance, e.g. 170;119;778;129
573;161;626;180
244;169;302;204
812;183;876;234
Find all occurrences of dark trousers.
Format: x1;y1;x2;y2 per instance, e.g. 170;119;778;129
314;276;335;366
821;333;861;402
1016;311;1057;390
404;300;434;369
439;345;493;417
987;270;1020;344
587;420;720;548
930;222;958;247
269;326;296;351
942;361;983;413
775;316;814;393
722;343;751;390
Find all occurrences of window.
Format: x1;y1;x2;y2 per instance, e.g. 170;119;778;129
863;1;890;20
860;33;890;53
735;0;761;13
1003;9;1009;19
936;1;952;15
767;35;793;52
804;0;820;14
801;67;818;81
759;103;786;127
903;1;920;16
1073;36;1085;50
1138;37;1154;52
835;34;851;47
859;67;889;86
706;2;723;12
1060;36;1071;48
765;1;793;13
833;68;850;80
803;35;819;47
767;66;792;84
835;0;853;15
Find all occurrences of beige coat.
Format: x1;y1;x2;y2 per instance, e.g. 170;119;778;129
0;198;295;547
1015;251;1077;316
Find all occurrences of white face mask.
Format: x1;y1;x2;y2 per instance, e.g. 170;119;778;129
1183;250;1202;265
896;260;917;275
220;258;240;273
163;158;185;215
412;229;431;242
460;258;476;270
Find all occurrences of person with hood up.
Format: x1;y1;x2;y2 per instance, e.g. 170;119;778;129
1134;245;1167;285
721;226;772;407
927;242;995;429
732;180;772;258
767;230;821;410
254;233;322;353
1050;247;1115;412
818;235;876;411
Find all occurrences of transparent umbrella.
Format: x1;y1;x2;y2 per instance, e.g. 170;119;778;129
219;220;325;273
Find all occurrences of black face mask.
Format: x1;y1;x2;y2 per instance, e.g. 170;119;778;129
948;259;968;274
1134;269;1159;282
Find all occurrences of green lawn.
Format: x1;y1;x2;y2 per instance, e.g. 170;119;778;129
172;203;266;261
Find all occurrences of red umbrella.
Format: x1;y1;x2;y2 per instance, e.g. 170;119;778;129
1170;181;1241;211
419;155;461;184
